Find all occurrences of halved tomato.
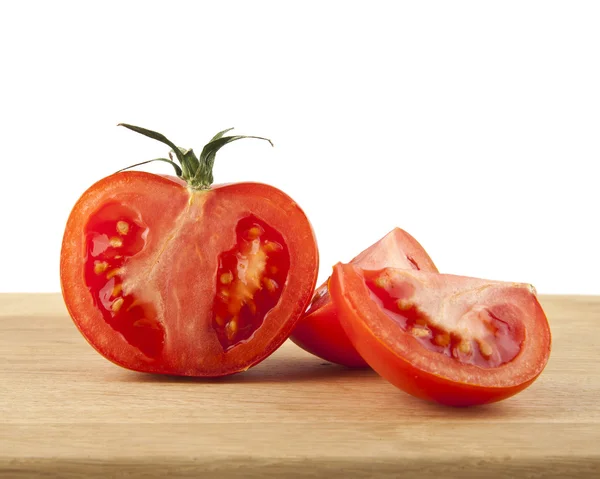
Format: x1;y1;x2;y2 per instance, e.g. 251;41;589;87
60;125;318;376
290;228;438;367
329;264;551;406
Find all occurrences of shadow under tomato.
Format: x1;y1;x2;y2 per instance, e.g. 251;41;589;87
105;356;517;419
376;386;518;419
108;354;377;384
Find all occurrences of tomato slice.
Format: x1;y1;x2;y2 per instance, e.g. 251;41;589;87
329;263;551;406
61;172;318;376
290;228;438;367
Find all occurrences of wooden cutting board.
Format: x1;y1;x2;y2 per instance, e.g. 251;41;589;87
1;293;599;478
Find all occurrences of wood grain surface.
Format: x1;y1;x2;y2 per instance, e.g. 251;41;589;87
1;293;599;478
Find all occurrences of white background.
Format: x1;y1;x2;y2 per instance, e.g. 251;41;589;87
0;1;598;294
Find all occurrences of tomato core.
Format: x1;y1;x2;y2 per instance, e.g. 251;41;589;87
212;216;290;351
84;202;165;359
364;270;523;368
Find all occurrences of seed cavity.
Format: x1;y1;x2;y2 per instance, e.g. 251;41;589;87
84;201;163;359
213;216;290;351
365;270;523;370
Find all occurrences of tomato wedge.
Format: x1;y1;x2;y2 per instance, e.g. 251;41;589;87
60;125;318;376
291;228;438;367
329;264;551;406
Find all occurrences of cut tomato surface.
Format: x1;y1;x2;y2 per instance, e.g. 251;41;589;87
329;264;551;406
291;228;438;367
61;126;318;377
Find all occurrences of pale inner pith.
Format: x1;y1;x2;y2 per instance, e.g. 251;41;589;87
365;270;522;368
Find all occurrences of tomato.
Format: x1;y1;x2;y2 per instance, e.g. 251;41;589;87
60;125;318;377
329;264;551;406
290;228;438;367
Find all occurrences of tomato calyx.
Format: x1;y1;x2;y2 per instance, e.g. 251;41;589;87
117;123;273;190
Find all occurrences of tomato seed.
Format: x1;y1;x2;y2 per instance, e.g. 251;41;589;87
263;277;278;293
458;341;472;354
106;268;123;280
226;319;238;339
396;299;412;311
478;340;493;357
116;221;129;235
111;297;124;312
263;241;283;253
125;300;144;314
246;299;257;315
434;333;451;347
411;327;430;338
220;272;233;285
112;284;123;297
109;237;123;248
94;261;109;275
246;226;263;240
133;318;159;329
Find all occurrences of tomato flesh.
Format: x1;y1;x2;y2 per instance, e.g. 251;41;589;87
213;216;290;350
329;263;551;406
291;228;438;367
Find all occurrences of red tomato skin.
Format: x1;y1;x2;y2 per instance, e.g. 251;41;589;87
60;171;319;377
291;228;438;367
329;263;552;407
291;294;366;367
